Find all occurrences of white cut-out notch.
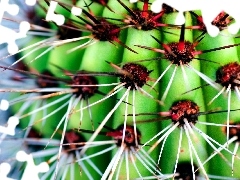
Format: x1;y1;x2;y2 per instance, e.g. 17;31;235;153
16;151;49;180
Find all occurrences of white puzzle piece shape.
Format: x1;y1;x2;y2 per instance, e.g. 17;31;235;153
0;163;15;180
0;0;19;23
0;0;30;54
46;1;65;26
16;151;49;180
0;116;19;136
0;21;30;54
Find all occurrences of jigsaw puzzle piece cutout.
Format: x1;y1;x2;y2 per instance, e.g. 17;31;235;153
0;21;30;54
46;1;65;26
0;162;15;180
0;0;19;22
0;116;19;135
16;151;49;180
46;1;83;25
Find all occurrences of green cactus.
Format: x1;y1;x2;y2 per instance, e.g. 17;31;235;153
2;0;240;180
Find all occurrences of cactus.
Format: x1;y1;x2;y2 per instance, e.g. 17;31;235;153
1;0;240;179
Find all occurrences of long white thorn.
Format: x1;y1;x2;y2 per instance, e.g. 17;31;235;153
79;97;84;129
234;86;240;100
76;145;116;163
116;152;124;180
125;150;130;180
54;96;74;179
142;124;172;150
75;150;94;180
188;64;221;91
132;89;138;147
9;93;33;106
161;66;177;103
61;156;71;180
195;136;237;173
173;127;183;178
51;36;92;46
70;82;120;87
23;100;41;138
137;149;162;175
226;85;231;144
20;94;71;119
194;125;230;165
194;125;237;155
122;87;130;147
103;145;125;180
138;87;158;103
67;39;96;53
129;150;142;178
197;121;240;127
131;147;158;177
181;64;190;90
30;46;55;63
83;154;103;176
10;45;45;67
140;148;162;174
148;122;179;153
208;86;226;105
76;84;123;112
232;142;239;176
1;37;56;61
33;100;69;128
81;87;129;155
184;124;196;180
151;63;172;90
157;134;168;166
42;100;48;128
207;174;240;180
185;126;209;180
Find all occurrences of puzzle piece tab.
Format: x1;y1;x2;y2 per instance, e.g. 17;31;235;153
0;21;30;54
0;163;15;180
0;0;31;54
0;0;19;23
0;100;18;136
45;1;83;24
16;151;49;180
46;1;65;26
0;116;19;135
